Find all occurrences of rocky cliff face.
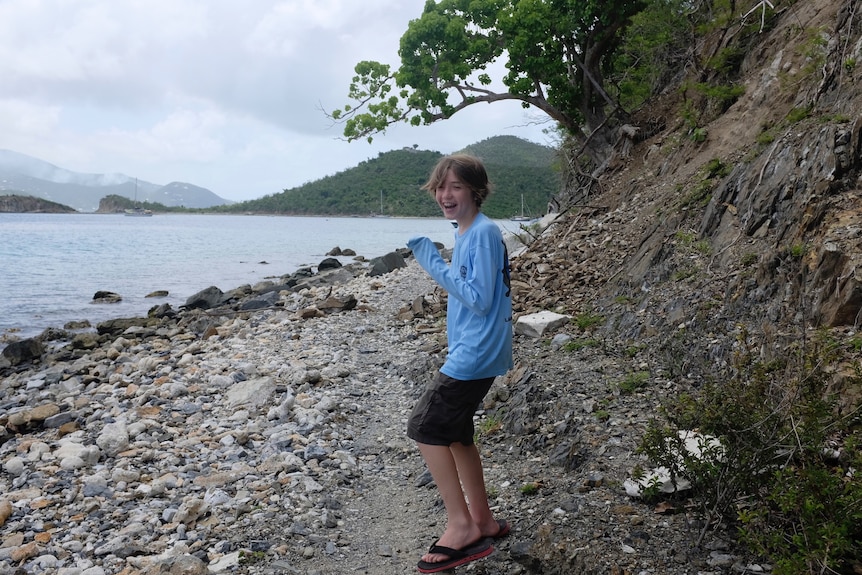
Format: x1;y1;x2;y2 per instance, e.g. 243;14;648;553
513;0;861;400
95;195;131;214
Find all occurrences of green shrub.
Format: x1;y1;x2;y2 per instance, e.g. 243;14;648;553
639;329;862;573
695;82;745;112
618;371;650;394
756;130;776;145
786;105;812;124
574;310;604;331
690;126;708;142
476;414;503;437
740;252;758;267
788;243;806;258
595;409;611;422
704;158;731;179
520;482;540;495
563;338;601;351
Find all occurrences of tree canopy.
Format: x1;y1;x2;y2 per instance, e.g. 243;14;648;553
329;0;649;163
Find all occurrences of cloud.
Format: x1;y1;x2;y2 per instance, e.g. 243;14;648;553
0;0;552;202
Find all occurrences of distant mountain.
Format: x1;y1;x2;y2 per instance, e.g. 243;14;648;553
458;135;557;167
220;136;560;219
0;149;232;212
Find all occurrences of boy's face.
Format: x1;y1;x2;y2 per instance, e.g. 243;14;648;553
435;169;477;224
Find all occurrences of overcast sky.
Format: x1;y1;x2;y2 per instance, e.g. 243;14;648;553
0;0;553;202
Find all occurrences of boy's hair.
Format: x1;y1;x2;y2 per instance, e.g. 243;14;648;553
421;154;493;208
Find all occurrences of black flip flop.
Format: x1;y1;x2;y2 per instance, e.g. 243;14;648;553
492;519;510;539
416;539;494;573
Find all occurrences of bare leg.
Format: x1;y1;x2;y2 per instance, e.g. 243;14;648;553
417;442;483;563
450;442;502;537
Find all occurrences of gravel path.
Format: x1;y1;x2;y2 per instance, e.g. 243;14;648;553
1;256;746;575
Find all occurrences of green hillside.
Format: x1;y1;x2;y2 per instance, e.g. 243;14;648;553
459;135;555;167
218;136;559;219
458;135;559;219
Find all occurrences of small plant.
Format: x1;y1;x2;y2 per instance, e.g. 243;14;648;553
675;230;696;244
625;344;646;358
706;47;745;77
562;338;601;351
574;310;604;331
680;180;713;209
756;130;776;145
520;481;541;495
788;243;806;259
695;82;745;112
618;370;650;394
476;414;503;437
595;409;611;422
786;105;812;124
822;113;851;124
672;265;697;282
704;158;731;179
628;463;665;501
740;252;758;267
694;240;712;255
689;126;708;142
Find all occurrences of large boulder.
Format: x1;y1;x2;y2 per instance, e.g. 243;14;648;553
2;338;44;366
369;251;407;277
318;257;342;271
514;311;571;338
92;290;122;304
184;286;227;310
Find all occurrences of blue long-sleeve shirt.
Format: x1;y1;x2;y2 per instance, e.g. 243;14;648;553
408;213;513;380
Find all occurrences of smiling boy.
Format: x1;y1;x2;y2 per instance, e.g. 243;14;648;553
406;154;513;573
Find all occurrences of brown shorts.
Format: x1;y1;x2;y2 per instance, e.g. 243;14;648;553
407;372;496;446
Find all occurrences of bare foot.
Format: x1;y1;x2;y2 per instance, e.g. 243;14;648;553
421;523;483;564
477;517;509;538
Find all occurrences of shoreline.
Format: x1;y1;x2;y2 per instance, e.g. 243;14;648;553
2;245;410;367
1;255;444;573
1;216;528;347
0;213;502;344
2;234;750;574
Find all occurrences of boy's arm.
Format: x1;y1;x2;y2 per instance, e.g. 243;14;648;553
408;236;497;316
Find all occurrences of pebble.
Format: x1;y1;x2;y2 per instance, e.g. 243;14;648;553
0;261;437;573
2;241;763;574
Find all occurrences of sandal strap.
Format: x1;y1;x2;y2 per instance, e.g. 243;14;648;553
426;544;466;559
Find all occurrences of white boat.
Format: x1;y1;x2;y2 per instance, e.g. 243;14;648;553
124;207;153;217
372;189;390;217
125;178;153;217
510;194;532;221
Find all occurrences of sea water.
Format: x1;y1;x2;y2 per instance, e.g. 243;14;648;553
1;213;522;340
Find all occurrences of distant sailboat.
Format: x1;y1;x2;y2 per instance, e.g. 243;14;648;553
125;178;153;217
510;194;532;222
373;189;390;218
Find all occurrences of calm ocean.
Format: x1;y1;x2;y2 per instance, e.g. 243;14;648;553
0;213;521;341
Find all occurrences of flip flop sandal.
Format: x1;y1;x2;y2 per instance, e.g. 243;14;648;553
416;539;494;573
492;519;511;539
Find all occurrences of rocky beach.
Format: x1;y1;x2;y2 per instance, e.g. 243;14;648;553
1;232;756;575
6;1;862;571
